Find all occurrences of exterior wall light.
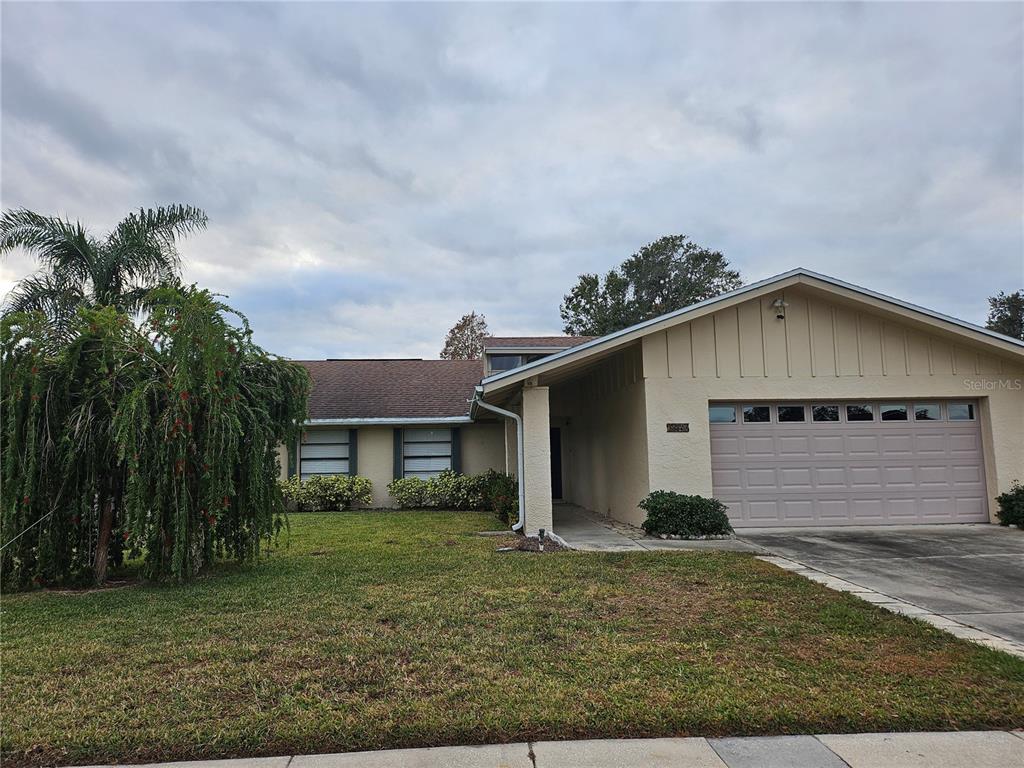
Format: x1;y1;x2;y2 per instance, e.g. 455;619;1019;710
772;297;789;320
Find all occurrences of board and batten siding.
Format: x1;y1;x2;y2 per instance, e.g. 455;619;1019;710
643;289;1014;381
637;286;1024;527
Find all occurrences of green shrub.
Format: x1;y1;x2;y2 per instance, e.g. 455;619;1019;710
639;491;733;537
387;469;517;520
387;476;429;508
995;481;1024;529
279;474;373;512
480;469;518;525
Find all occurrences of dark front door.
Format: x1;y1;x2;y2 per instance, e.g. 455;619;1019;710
550;427;563;500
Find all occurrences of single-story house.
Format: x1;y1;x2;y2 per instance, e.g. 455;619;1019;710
285;268;1024;535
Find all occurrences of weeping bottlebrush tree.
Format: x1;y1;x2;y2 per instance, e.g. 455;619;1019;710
1;287;310;589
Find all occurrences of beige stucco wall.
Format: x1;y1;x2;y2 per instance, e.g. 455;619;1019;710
551;345;651;525
460;422;506;475
354;426;395;507
640;286;1024;524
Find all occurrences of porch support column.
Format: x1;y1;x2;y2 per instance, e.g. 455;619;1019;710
522;385;553;535
504;414;518;477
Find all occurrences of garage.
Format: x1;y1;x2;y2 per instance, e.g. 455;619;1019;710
710;400;988;527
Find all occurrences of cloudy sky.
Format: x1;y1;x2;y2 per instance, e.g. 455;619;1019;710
2;2;1021;359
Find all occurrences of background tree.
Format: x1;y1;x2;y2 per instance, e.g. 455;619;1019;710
441;311;489;359
560;235;742;336
986;290;1024;341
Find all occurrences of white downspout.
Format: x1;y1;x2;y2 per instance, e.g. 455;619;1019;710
472;395;526;532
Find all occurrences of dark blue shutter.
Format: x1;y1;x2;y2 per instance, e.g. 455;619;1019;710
451;427;462;473
348;429;358;476
393;428;403;480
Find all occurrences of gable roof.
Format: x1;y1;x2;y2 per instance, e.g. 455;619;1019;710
480;267;1024;394
484;335;594;349
300;359;483;423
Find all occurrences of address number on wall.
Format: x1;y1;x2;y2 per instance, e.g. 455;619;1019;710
666;423;689;433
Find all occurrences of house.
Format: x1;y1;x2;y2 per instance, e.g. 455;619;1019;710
287;268;1024;535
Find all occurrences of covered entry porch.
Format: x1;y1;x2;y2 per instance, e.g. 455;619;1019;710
474;343;650;536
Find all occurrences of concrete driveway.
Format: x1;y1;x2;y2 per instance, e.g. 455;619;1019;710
740;525;1024;644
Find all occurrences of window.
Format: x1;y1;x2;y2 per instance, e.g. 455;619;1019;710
708;405;736;423
880;404;908;421
777;405;806;423
403;428;452;479
300;428;350;479
812;405;840;422
488;354;521;373
742;405;771;423
948;402;975;421
846;404;874;422
914;403;941;421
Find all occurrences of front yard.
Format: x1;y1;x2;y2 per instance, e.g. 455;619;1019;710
3;512;1023;766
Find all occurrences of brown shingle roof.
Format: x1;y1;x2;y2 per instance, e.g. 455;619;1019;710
484;336;594;348
299;359;484;420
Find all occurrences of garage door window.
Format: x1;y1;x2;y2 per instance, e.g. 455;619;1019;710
777;405;805;422
914;403;941;421
948;402;975;420
812;405;840;422
709;405;736;423
846;404;874;422
742;405;771;423
880;404;908;421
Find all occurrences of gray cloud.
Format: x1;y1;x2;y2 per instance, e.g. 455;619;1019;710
1;1;1021;359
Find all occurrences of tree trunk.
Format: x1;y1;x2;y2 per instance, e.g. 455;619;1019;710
94;494;114;585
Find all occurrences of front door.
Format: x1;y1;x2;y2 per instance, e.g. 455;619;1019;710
550;427;563;500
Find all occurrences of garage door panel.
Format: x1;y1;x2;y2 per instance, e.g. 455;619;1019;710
778;436;811;456
884;466;915;487
814;467;847;488
887;498;919;519
851;498;885;520
711;436;740;458
956;497;986;519
849;467;882;488
951;465;983;485
848;435;881;456
949;432;981;454
711;468;742;490
742;436;776;456
711;400;987;527
780;468;813;489
812;435;844;456
881;434;914;455
914;433;948;455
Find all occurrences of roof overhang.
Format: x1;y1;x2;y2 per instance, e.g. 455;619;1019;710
480;267;1024;397
483;346;572;355
305;416;473;427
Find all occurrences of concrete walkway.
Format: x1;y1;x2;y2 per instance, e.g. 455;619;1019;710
81;732;1024;767
553;504;761;553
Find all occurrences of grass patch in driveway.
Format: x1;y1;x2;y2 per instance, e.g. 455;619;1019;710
2;511;1023;766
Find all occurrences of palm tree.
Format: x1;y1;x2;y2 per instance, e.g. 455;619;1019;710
2;205;207;584
1;205;208;332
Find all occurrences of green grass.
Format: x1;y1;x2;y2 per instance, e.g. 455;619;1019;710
2;512;1023;766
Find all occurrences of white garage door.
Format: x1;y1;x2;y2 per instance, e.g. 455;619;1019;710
710;401;988;527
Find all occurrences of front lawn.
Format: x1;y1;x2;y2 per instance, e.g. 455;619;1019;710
3;512;1023;766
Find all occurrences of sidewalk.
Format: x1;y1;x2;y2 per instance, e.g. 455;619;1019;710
80;732;1024;768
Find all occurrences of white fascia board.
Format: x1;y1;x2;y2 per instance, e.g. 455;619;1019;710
305;416;473;426
480;267;1024;393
